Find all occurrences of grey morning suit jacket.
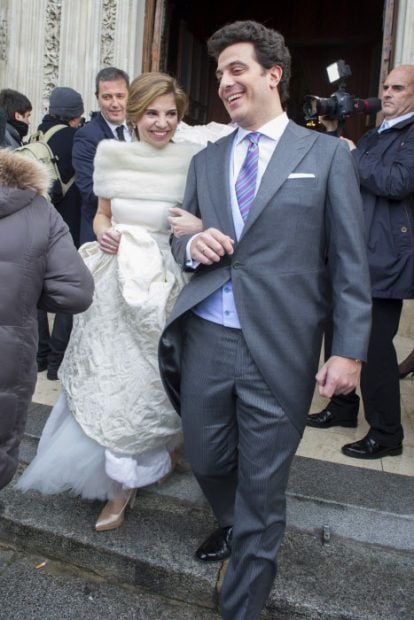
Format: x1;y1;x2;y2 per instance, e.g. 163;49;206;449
159;121;372;434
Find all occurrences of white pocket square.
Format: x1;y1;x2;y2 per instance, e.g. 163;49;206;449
288;173;316;179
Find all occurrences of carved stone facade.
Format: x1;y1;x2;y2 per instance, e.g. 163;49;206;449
100;0;117;67
43;0;63;112
0;15;7;61
0;0;145;126
1;0;414;129
394;0;414;66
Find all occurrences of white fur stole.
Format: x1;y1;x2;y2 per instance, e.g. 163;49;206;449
93;140;202;203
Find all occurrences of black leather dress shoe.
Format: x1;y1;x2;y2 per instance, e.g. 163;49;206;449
195;526;232;562
342;436;403;460
306;409;357;429
37;359;48;372
398;348;414;378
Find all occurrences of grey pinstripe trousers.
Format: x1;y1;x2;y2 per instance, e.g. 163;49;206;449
180;313;302;620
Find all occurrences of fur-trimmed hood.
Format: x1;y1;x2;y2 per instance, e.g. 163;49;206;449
0;148;51;218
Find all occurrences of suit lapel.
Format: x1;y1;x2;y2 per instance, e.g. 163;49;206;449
241;121;318;237
205;132;237;238
97;113;116;139
204;122;318;239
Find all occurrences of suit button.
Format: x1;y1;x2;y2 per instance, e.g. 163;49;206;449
233;261;241;269
401;226;408;233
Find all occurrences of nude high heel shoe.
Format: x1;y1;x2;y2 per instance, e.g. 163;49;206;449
95;488;137;532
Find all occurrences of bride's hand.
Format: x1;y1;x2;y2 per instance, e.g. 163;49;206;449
168;207;203;237
97;228;121;254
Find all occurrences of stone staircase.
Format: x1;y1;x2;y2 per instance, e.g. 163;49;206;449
0;402;413;619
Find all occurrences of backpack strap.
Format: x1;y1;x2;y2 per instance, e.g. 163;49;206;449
32;124;75;196
29;124;66;144
42;124;68;142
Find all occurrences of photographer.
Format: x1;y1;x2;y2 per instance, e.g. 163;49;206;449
307;65;414;459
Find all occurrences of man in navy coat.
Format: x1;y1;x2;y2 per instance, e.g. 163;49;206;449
308;65;414;459
72;67;130;244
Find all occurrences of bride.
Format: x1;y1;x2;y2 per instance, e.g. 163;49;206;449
17;72;230;531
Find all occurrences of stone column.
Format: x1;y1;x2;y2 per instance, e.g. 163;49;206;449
1;0;49;124
393;0;414;65
0;0;145;127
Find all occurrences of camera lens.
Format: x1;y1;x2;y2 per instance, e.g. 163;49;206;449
303;96;337;119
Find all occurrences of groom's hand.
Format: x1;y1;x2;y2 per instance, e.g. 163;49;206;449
316;355;362;398
190;228;234;265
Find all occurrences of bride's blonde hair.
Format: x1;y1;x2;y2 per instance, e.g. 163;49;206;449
127;72;188;138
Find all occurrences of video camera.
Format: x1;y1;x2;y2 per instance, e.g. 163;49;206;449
303;60;381;130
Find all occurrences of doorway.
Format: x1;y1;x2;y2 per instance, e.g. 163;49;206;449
157;0;390;141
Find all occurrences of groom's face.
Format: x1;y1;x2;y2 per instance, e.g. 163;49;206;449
216;42;283;130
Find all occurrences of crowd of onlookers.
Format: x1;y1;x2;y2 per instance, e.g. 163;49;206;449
0;70;131;377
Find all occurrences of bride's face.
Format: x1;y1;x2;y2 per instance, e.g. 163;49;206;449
135;93;179;148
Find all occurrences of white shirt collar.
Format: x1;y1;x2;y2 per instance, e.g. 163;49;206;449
382;112;414;129
235;112;289;145
102;117;130;138
104;118;125;131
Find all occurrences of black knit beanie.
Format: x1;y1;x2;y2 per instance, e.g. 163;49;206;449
49;87;84;119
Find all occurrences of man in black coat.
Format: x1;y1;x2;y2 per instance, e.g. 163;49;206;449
72;67;130;244
36;87;85;380
0;89;32;148
307;65;414;459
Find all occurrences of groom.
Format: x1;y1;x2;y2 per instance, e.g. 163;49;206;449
159;20;372;620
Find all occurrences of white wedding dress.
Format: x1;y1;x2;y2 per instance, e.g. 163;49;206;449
17;137;211;500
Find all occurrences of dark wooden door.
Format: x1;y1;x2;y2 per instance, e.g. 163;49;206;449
159;0;395;141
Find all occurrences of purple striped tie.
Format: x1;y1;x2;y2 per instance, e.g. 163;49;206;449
235;132;261;221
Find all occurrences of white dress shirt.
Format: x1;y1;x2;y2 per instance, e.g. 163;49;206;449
104;118;132;142
189;112;290;328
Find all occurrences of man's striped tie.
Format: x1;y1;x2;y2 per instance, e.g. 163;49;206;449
235;132;261;221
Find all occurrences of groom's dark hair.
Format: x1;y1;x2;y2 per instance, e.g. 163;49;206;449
207;20;291;105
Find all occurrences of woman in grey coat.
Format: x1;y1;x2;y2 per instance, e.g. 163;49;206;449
0;148;94;490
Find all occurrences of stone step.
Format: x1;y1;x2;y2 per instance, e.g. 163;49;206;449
0;543;220;620
20;403;414;554
1;477;219;610
1;474;413;620
4;401;414;618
